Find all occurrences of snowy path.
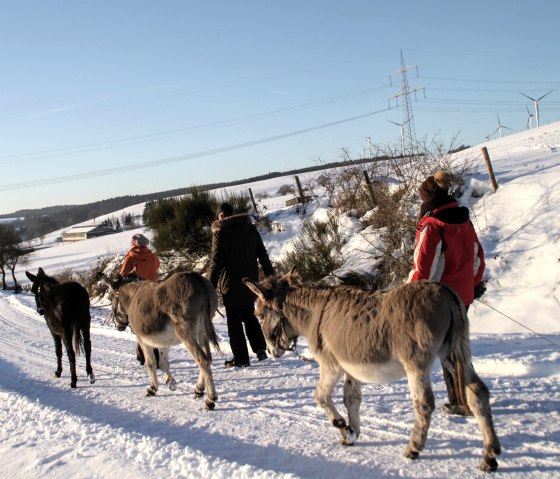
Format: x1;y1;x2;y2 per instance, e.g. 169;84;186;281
1;291;559;478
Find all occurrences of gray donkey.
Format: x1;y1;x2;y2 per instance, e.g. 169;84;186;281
98;271;220;410
243;269;501;472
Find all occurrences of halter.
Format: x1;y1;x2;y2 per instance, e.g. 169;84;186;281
107;275;143;328
269;301;299;352
109;289;129;330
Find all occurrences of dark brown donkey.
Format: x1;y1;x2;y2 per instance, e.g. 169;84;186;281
26;268;95;388
244;269;501;472
98;271;220;410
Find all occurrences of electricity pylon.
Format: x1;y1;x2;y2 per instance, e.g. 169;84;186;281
388;50;424;157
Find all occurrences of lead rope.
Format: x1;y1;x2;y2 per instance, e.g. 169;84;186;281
291;340;316;363
476;298;560;349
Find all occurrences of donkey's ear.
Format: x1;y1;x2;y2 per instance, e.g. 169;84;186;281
26;271;36;282
284;266;303;287
243;277;268;301
97;272;114;290
38;267;45;275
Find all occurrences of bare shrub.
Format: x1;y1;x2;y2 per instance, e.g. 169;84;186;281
275;184;294;196
54;257;114;297
307;134;479;289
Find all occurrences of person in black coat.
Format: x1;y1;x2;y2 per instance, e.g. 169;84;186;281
208;203;275;367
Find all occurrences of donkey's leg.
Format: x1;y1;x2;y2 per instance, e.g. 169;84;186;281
177;329;217;410
343;373;362;441
52;333;63;378
141;344;160;396
193;338;212;398
404;369;435;459
463;365;501;472
315;361;356;445
63;329;78;388
82;327;95;384
157;348;176;391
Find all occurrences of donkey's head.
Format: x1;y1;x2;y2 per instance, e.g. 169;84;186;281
243;267;303;358
25;267;57;315
97;272;130;331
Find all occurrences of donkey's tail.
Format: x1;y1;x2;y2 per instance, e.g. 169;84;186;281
442;284;502;469
441;285;472;414
194;273;221;352
73;327;85;356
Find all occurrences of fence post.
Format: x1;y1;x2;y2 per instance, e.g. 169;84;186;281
363;170;376;207
248;188;259;214
481;147;498;192
294;176;305;204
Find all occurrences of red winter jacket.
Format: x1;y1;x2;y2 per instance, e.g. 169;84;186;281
119;246;160;281
406;201;484;305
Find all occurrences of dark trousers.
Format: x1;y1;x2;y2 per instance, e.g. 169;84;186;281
224;303;266;364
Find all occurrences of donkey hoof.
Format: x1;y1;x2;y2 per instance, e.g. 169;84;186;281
332;418;347;428
480;456;498;472
204;399;215;410
166;378;177;391
88;373;96;384
341;427;357;446
55;371;62;378
70;383;77;388
404;446;420;460
194;388;204;398
146;387;157;396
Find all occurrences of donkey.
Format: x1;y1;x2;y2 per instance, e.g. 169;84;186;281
243;269;501;472
98;271;220;409
26;268;95;388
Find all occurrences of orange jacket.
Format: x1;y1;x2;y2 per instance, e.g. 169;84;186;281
119;246;160;281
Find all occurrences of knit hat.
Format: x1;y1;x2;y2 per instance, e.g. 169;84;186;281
131;233;149;247
418;170;451;202
216;202;234;219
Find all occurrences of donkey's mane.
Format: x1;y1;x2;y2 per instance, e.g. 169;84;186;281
42;274;59;285
116;275;143;289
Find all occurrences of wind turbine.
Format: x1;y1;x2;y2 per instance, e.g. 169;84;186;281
387;118;410;155
519;90;553;127
493;114;512;139
525;105;534;129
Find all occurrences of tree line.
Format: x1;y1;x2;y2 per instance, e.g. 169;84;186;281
0;155;396;241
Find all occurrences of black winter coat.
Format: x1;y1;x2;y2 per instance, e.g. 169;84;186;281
208;214;274;306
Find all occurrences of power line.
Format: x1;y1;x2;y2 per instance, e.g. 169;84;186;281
0;107;389;192
422;75;560;85
0;85;390;165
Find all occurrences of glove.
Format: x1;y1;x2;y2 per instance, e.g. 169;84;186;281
474;281;486;300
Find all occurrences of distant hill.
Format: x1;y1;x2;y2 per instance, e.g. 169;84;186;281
1;156;388;240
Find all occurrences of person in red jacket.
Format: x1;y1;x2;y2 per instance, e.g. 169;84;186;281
119;233;160;366
120;233;160;281
407;170;486;415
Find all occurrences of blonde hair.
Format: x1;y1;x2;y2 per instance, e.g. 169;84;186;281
433;170;451;190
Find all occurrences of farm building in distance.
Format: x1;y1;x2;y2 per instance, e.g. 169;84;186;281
61;224;115;243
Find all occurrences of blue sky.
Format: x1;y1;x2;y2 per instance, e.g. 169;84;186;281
1;0;559;214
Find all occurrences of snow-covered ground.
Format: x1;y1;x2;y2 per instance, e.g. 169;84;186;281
1;123;560;478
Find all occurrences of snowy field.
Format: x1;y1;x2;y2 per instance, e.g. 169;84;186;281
1;123;560;478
